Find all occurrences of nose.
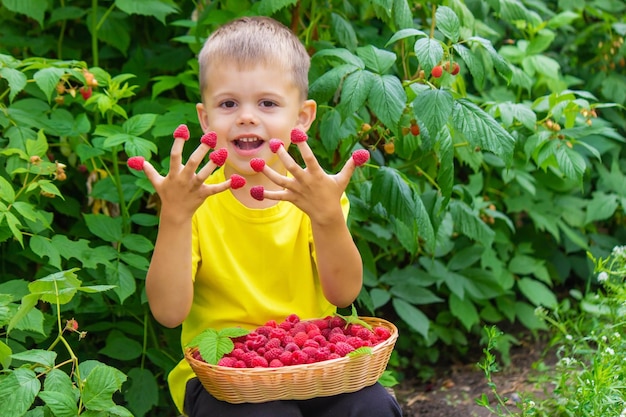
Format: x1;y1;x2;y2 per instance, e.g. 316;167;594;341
236;104;259;126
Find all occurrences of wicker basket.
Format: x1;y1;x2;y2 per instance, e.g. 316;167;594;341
184;316;398;404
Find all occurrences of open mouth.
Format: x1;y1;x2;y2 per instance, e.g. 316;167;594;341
235;137;264;151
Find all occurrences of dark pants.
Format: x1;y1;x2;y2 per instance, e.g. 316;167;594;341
184;378;403;417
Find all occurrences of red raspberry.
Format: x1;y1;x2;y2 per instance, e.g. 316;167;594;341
431;65;443;78
357;328;374;341
241;351;259;367
347;336;366;349
351;149;370;166
230;348;245;360
313;335;328;347
307;328;321;339
250;356;269;368
328;353;341;360
264;347;283;362
234;360;247;368
250;158;266;172
256;326;272;337
265;338;282;350
250;185;264;201
291;322;307;335
302;346;319;359
230;174;246;189
314;346;331;362
348;324;365;336
328;332;347;344
173;124;190;140
79;86;92;100
209;148;228;166
374;326;392;341
302;339;320;349
312;319;329;330
328;316;346;328
282;335;295;345
217;357;237;367
284;342;300;352
265;320;278;328
290;128;308;143
269;328;287;341
269;359;284;368
127;156;145;171
333;341;355;357
269;139;284;153
451;62;460;76
293;332;309;347
201;131;217;148
291;350;309;365
279;351;293;365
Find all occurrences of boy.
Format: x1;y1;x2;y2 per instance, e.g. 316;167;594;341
135;16;402;417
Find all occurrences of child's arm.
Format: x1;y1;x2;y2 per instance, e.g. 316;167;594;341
133;134;232;327
260;141;365;308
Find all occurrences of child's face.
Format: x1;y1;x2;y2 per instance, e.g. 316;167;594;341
196;61;316;178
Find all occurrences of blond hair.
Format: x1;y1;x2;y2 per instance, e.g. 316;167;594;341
198;16;310;100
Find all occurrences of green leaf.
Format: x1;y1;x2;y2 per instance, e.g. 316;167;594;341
449;200;495;246
514;302;547;330
436;6;460;42
38;390;78;417
256;0;298;15
331;12;358;51
42;368;75;397
114;0;179;24
356;45;397;74
123;113;157;136
367;74;406;129
517;278;557;309
554;144;586;183
28;269;82;305
11;349;57;368
2;0;46;27
120;233;154;253
449;294;479;331
188;328;238;365
84;214;123;243
585;192;619;224
413;37;444;74
30;235;61;269
33;68;65;103
392;298;429;339
0;368;40;416
453;44;485;89
0;67;28;101
124;368;159;417
385;28;428;47
436;127;454;205
525;29;555;55
371;167;417;226
370;288;391;310
99;330;143;360
106;263;136;304
452;99;516;165
468;36;513;83
80;361;128;412
0;176;16;203
413;89;454;138
338;70;375;118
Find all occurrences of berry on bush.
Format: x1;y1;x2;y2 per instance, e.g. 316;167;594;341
431;65;443;78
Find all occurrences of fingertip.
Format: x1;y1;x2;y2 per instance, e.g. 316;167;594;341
127;156;145;171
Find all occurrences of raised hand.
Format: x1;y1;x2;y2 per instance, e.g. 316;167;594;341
249;128;369;225
127;124;244;220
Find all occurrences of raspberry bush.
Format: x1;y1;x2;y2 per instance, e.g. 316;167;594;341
0;0;624;415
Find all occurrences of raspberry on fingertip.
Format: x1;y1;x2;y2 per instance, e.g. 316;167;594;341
127;156;145;171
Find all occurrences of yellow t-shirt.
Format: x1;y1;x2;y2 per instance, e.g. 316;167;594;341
167;168;349;414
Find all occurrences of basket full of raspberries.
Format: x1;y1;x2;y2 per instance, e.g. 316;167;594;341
184;312;398;404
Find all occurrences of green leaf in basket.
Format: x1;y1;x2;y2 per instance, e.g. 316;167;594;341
335;305;373;330
347;347;373;358
187;327;249;365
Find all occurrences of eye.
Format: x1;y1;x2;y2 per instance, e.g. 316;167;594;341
220;100;237;108
260;100;277;108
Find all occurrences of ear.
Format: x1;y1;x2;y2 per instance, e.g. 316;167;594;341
196;102;210;132
296;99;317;132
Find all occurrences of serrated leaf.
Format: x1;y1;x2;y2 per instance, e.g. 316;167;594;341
554;145;586;183
347;347;373;358
11;349;57;368
0;368;40;416
28;269;81;305
449;200;495;246
468;36;512;83
385;28;428;46
453;44;485;89
114;0;178;24
106;263;135;304
356;45;397;74
436;6;460;42
585;192;619;224
367;74;406;129
331;12;358;51
81;363;128;412
0;67;28;101
338;70;375;117
30;235;61;269
124;368;159;417
123;113;157;136
2;0;46;27
99;330;143;360
413;89;454;138
413;37;444;74
84;214;123;243
452;99;516;165
38;390;78;417
371;167;417;226
33;67;66;103
436;126;454;205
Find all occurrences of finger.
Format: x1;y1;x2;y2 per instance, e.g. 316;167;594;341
260;163;294;189
169;124;191;170
183;141;212;175
274;145;305;179
195;160;220;183
334;157;358;190
293;140;323;173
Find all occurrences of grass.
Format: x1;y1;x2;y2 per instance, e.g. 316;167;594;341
477;246;626;416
